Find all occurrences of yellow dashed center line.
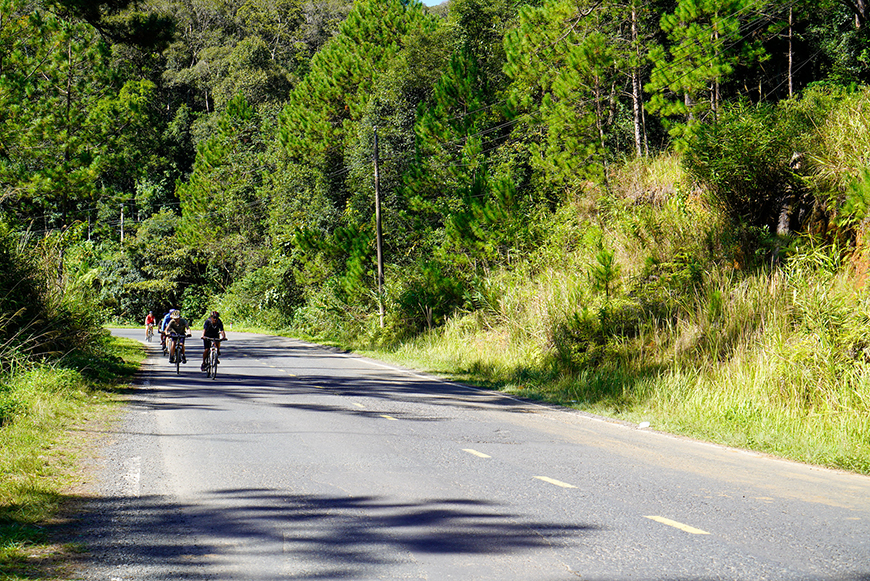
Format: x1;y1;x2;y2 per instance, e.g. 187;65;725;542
262;363;295;376
353;403;365;408
645;516;710;535
534;476;576;489
463;449;491;458
380;415;398;421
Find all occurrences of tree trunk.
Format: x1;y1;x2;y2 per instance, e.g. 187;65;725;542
788;6;794;97
631;3;644;157
712;23;720;119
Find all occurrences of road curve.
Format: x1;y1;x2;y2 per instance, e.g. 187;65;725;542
68;329;870;580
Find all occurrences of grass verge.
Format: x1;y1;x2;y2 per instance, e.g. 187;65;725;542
336;297;870;477
0;335;142;580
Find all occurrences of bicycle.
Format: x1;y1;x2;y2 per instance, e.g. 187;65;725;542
167;332;188;375
203;337;225;379
146;323;154;342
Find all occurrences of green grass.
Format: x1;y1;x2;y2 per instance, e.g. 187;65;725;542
0;335;141;580
342;299;870;476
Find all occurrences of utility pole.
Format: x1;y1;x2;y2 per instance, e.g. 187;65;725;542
373;127;385;328
120;204;124;243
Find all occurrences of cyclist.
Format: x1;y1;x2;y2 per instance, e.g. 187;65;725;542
201;311;227;371
165;310;191;364
144;311;156;339
158;309;174;352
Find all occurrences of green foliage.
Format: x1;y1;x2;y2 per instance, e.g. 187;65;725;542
199;36;293;110
646;0;768;145
504;0;622;191
180;285;211;322
591;247;620;299
235;0;306;72
177;94;269;283
0;1;158;229
682;100;799;230
79;209;208;321
799;86;870;201
278;0;434;163
395;259;466;333
551;307;600;372
159;0;309;117
0;223;108;387
838;169;870;230
217;261;302;328
405;48;498;243
797;0;870;85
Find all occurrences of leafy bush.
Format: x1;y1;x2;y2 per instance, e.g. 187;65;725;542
838;168;870;228
0;225;105;374
394;259;467;333
632;251;703;320
217;263;302;328
683;100;801;231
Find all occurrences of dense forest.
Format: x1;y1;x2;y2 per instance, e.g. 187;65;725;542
3;0;870;470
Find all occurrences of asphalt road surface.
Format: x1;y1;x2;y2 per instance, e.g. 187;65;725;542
71;328;870;580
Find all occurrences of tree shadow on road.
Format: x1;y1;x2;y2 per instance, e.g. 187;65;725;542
51;488;596;580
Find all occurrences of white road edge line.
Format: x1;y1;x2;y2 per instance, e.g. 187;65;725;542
122;456;141;498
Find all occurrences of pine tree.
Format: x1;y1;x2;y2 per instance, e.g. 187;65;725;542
177;94;268;283
504;0;624;192
646;0;767;144
0;0;156;231
270;0;440;304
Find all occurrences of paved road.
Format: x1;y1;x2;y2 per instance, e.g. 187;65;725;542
72;329;870;580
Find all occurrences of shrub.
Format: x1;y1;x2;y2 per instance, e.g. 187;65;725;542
0;224;105;373
394;260;467;333
683;100;801;232
217;262;302;328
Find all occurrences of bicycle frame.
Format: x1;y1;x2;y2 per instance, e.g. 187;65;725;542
168;333;186;374
204;337;223;379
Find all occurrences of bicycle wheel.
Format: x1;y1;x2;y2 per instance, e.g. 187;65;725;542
176;344;181;375
209;348;218;379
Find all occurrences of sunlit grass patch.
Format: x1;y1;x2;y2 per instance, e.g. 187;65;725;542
0;336;140;579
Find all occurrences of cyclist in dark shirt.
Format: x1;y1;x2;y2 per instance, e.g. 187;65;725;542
201;311;227;371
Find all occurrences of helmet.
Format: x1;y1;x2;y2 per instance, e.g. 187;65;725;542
170;311;180;319
211;311;219;319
